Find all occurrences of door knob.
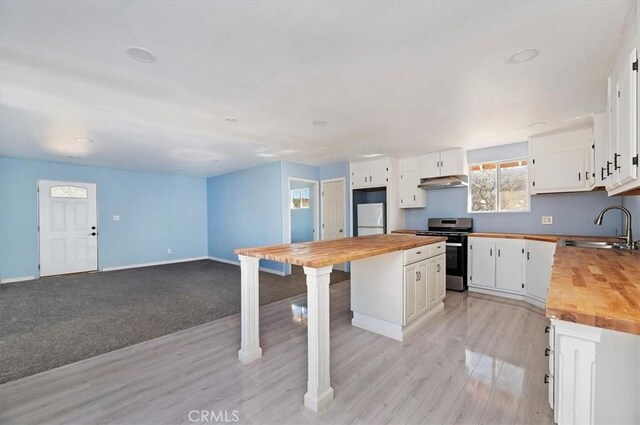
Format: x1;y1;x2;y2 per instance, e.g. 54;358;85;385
339;229;343;233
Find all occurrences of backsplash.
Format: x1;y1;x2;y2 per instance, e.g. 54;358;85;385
405;188;624;236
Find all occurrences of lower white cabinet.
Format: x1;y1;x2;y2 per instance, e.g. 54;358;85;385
548;319;640;424
524;240;555;302
351;242;446;341
404;253;445;325
468;236;555;307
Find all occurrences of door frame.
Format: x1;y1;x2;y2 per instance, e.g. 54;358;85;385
283;177;319;275
37;179;100;278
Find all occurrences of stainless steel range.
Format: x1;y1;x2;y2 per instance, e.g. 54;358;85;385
416;218;472;291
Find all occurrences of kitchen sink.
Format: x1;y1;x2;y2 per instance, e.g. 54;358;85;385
559;239;625;250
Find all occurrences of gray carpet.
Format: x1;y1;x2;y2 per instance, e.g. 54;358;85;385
0;260;349;384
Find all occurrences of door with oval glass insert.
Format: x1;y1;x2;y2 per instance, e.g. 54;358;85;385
38;180;98;276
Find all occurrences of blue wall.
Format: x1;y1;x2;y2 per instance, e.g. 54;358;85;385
207;161;284;273
0;157;208;280
622;195;640;238
405;142;624;236
290;180;314;243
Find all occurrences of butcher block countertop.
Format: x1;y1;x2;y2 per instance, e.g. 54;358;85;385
546;246;640;335
234;234;446;268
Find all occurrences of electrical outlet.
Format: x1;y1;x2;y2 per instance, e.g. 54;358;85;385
113;215;120;221
167;248;172;254
542;216;553;225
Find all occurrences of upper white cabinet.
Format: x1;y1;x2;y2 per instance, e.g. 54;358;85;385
529;127;594;194
418;148;467;179
350;158;389;189
399;158;426;209
607;47;639;195
593;111;610;187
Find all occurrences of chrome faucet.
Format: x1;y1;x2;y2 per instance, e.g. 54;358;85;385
594;206;636;250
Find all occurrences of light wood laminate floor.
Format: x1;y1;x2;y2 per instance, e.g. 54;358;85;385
0;280;553;425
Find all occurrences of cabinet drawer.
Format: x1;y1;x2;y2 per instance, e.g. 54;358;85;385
404;245;431;265
428;242;445;257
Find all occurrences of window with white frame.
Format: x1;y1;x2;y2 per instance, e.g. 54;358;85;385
468;159;529;212
290;188;310;209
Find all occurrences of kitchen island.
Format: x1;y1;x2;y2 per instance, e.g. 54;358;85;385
234;233;446;412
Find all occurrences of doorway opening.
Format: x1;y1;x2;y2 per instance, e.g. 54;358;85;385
285;177;319;275
38;180;98;277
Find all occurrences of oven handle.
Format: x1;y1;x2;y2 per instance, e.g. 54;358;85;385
445;242;463;247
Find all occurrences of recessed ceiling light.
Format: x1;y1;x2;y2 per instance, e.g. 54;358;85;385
528;121;547;128
126;46;157;63
361;153;384;158
225;117;238;122
506;48;541;64
76;137;93;143
256;153;277;158
280;149;296;154
312;120;328;127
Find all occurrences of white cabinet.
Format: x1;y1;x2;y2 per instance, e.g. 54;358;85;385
607;47;639;195
404;263;418;324
418;152;441;178
468;236;555;307
404;254;443;325
350;158;389;189
495;240;525;293
428;254;445;308
524;241;555;302
593;111;610;187
399;158;426;208
529;127;594;194
468;239;496;288
418;148;467;179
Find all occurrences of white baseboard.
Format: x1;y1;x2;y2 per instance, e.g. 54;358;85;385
469;286;546;309
208;256;286;276
0;275;36;284
102;256;208;272
352;302;444;342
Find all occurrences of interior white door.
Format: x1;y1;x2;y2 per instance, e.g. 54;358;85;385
39;180;98;277
321;179;346;270
321;180;345;240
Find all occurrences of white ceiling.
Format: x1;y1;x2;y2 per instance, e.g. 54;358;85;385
0;1;633;176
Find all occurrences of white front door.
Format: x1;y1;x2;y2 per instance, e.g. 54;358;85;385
321;179;345;270
38;180;98;277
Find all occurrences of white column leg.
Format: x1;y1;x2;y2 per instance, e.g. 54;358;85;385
303;265;334;412
238;255;262;364
553;319;602;425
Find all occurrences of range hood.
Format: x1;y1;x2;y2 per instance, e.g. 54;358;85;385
418;175;468;189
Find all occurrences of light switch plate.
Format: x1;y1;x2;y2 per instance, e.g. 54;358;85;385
113;215;120;221
542;216;553;225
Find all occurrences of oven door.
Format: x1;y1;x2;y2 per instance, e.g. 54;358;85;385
445;242;466;291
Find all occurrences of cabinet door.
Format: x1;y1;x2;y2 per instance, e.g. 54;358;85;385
469;239;496;288
495;240;524;293
435;254;446;302
593;111;609;187
419;152;441;178
439;149;466;176
351;166;369;188
404;264;417;324
400;169;419;208
425;258;437;309
532;148;588;193
614;48;638;187
525;243;555;301
416;261;428;314
368;163;388;187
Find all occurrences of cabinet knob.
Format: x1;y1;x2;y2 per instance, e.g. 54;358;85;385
544;374;549;384
545;347;550;357
544;325;550;334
